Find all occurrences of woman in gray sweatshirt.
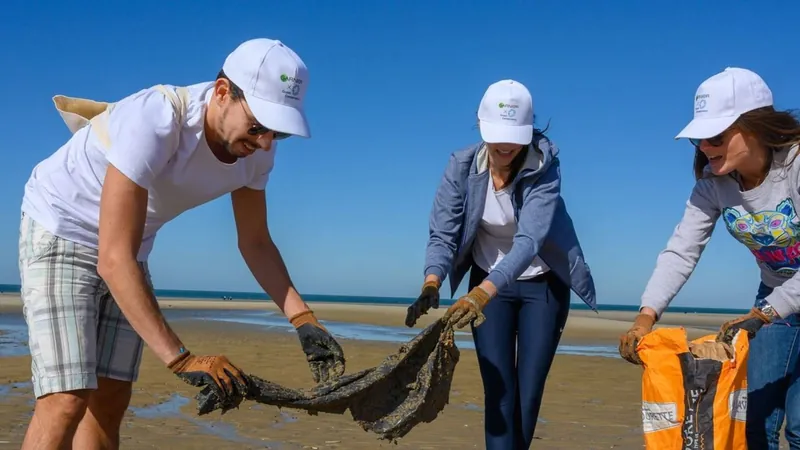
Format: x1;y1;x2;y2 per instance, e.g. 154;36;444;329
619;67;800;450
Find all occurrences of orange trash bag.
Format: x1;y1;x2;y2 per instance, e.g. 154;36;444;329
636;327;749;450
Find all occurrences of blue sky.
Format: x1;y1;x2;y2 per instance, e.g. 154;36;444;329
1;1;799;310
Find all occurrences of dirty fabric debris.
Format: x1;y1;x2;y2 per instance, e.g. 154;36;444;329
193;319;460;441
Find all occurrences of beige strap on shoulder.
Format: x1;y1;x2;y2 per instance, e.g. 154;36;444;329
52;84;191;149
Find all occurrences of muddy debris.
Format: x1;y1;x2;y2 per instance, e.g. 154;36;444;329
193;319;461;441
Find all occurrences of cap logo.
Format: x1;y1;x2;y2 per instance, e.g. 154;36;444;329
695;94;709;114
280;73;304;101
497;102;519;121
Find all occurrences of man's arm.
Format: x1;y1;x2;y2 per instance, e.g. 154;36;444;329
231;185;345;383
230;185;309;319
97;164;184;365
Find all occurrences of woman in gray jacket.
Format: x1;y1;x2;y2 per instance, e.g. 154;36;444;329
405;79;597;449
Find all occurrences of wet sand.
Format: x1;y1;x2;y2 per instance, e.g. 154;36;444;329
0;294;739;449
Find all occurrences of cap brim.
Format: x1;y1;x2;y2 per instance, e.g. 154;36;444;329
479;121;533;145
245;93;310;138
674;115;737;140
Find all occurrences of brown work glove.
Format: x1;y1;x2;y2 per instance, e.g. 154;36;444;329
716;307;771;343
618;313;656;365
405;280;441;327
290;310;346;384
168;351;249;406
443;286;491;329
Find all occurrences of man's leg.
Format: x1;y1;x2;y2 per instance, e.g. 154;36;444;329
73;265;148;450
515;272;571;449
22;390;92;449
468;266;520;450
73;378;134;450
18;214;104;450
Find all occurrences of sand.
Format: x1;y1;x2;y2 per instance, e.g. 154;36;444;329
0;294;740;449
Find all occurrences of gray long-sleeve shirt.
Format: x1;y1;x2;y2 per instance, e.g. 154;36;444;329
641;146;800;319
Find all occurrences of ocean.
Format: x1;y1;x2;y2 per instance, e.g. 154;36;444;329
0;282;743;360
0;284;751;315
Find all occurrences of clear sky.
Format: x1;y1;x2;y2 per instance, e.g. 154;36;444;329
1;1;799;310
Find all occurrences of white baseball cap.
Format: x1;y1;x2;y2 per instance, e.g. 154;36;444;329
675;67;773;140
477;79;534;145
222;38;311;138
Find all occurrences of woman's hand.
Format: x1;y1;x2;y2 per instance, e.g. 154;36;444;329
716;307;772;343
405;278;441;327
618;310;657;365
444;286;493;329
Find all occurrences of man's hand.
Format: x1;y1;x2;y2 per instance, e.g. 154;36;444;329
618;313;656;365
716;307;772;343
443;287;491;329
405;280;441;327
168;351;249;406
289;311;345;383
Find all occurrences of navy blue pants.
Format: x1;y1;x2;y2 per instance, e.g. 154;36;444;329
468;265;571;449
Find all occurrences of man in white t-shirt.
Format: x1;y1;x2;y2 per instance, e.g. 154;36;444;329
18;38;345;450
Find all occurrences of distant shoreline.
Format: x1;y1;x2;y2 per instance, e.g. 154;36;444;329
0;284;753;315
0;293;737;348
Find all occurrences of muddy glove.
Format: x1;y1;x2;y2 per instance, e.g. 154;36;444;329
716;307;771;343
405;280;441;327
618;313;656;365
290;310;345;384
443;287;491;329
168;351;249;406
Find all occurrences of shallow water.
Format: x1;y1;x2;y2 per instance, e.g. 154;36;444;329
0;314;28;357
0;309;621;359
128;393;298;448
171;309;622;358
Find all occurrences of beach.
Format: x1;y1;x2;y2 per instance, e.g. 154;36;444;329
0;294;739;449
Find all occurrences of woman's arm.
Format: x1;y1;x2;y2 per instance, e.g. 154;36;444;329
639;179;721;319
483;159;562;294
424;152;468;285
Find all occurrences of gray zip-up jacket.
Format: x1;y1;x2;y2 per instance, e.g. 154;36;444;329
423;135;597;310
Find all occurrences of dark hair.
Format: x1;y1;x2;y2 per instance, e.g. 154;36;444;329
216;70;245;101
693;106;800;180
477;114;551;190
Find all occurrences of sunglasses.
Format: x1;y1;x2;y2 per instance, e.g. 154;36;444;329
247;124;292;140
689;129;729;148
238;100;292;140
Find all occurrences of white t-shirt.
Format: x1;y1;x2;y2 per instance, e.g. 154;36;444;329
21;82;276;261
472;176;550;279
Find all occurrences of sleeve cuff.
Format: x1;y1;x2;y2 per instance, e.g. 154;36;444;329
765;290;796;320
424;267;445;280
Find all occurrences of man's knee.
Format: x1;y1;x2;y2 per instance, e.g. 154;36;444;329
34;390;92;424
89;378;133;422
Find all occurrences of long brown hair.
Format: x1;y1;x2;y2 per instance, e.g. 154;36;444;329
693;106;800;180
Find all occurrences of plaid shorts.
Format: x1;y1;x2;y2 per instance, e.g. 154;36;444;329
18;213;152;398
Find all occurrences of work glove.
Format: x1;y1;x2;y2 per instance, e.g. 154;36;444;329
443;286;491;329
405;280;441;327
716;307;771;343
290;310;346;384
168;351;249;408
618;313;656;365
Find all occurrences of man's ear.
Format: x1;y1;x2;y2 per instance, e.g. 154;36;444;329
212;78;232;105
